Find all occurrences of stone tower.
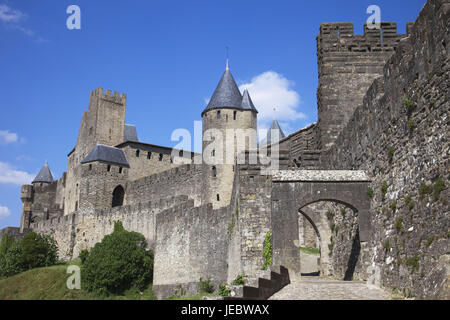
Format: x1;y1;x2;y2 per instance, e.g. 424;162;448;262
202;63;258;208
64;88;127;214
316;22;411;150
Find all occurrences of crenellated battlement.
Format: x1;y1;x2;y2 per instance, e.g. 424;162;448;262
318;22;412;54
90;87;127;104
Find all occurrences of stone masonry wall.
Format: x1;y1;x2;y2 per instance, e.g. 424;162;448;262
322;0;449;299
316;22;411;150
153;202;230;299
30;195;189;260
126;164;204;206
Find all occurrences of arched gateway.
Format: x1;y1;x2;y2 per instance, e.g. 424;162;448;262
270;170;371;274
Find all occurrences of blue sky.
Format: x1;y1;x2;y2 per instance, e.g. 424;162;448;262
0;0;425;228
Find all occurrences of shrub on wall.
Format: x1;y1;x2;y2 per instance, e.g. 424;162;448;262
82;221;154;296
262;231;272;270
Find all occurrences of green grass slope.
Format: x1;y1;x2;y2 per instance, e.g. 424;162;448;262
0;261;157;300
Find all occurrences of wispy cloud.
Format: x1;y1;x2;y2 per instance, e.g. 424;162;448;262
0;3;47;42
0;161;35;185
0;129;21;145
239;71;306;124
0;205;11;220
0;4;25;23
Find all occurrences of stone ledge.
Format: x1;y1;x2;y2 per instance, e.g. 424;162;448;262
271;170;370;182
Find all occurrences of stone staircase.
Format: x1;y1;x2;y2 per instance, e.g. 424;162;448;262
225;266;290;300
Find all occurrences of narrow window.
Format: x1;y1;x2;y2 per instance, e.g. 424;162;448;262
179;150;183;157
147;152;151;159
89;164;92;171
136;149;140;157
159;153;163;161
107;165;111;172
212;149;215;157
119;167;123;174
217;194;220;201
217;110;221;119
233;111;237;120
75;201;78;211
212;166;217;177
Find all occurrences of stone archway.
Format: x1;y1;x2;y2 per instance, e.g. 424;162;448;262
270;170;371;276
112;185;125;208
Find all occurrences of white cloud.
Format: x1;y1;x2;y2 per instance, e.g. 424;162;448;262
0;162;35;185
0;205;11;220
0;4;46;42
0;130;19;145
0;4;26;23
239;71;306;123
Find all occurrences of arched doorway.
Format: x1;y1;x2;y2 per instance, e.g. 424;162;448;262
112;185;125;207
271;174;370;280
298;209;321;276
298;202;361;280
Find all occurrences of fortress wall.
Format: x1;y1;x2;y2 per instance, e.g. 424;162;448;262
153;202;230;299
279;123;321;169
322;0;449;299
119;143;193;181
126;164;204;207
30;195;189;260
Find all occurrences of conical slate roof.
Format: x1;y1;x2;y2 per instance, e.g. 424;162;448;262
32;162;54;183
202;68;243;115
261;119;286;146
81;144;130;167
241;89;258;113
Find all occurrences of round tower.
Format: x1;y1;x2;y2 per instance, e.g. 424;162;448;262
202;62;258;208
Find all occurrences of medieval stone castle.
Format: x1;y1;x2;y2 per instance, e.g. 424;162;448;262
0;0;448;299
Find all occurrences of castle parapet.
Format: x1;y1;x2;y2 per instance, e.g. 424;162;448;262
90;87;127;104
318;22;412;53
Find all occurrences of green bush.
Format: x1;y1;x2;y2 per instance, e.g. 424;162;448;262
78;249;89;264
82;221;154;296
20;232;58;270
199;277;214;294
0;232;58;279
0;239;25;279
367;187;374;199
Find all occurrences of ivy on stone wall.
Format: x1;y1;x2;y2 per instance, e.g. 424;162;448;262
262;231;272;270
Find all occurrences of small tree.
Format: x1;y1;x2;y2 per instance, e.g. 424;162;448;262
19;232;58;270
82;221;154;295
0;235;24;279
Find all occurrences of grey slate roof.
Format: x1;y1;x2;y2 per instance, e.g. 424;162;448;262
202;68;243;115
241;89;258;113
124;124;139;142
260;119;286;146
81;144;130;167
32;162;54;183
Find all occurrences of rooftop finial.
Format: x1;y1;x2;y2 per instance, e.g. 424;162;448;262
273;107;277;120
226;45;229;70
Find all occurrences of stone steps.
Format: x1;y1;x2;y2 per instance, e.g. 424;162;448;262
225;265;290;300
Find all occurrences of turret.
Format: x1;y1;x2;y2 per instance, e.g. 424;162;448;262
32;162;54;185
202;62;258;208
